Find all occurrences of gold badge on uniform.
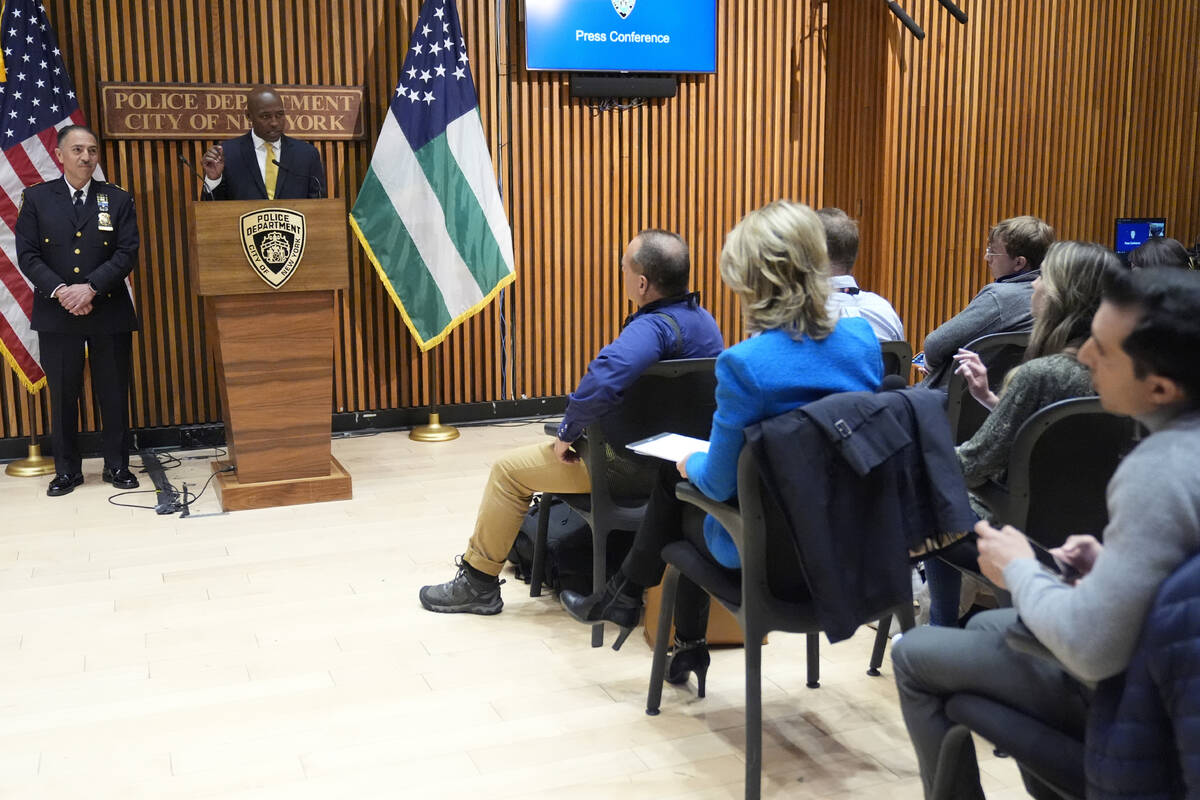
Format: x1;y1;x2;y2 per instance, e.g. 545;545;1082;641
239;208;307;289
97;193;113;230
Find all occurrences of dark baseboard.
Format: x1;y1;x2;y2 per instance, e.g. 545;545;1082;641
0;396;568;463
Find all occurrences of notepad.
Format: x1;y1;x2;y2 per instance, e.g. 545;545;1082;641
626;433;711;462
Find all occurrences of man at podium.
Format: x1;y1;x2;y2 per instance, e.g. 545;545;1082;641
200;85;325;200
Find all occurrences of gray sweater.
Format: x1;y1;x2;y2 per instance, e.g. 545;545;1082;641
921;270;1039;389
1004;408;1200;682
957;354;1094;488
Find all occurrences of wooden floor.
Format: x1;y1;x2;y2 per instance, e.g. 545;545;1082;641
0;423;1026;799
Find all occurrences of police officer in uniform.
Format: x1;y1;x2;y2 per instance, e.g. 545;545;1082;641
15;125;141;496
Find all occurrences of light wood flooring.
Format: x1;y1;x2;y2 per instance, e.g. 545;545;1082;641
0;422;1025;799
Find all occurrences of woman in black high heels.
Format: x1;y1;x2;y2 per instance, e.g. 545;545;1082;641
561;201;885;692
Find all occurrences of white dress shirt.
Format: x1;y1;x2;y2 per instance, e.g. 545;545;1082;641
826;274;906;342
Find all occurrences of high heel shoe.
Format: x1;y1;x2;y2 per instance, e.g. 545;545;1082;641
665;637;710;698
559;573;643;650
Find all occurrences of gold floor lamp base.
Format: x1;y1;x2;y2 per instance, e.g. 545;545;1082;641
5;443;56;477
409;412;460;442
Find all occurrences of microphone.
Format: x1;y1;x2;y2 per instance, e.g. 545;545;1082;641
886;0;926;40
178;154;214;200
271;159;326;199
937;0;967;24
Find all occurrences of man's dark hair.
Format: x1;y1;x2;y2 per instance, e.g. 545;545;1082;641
631;229;690;296
1129;237;1194;270
815;207;859;274
1102;265;1200;404
57;124;98;147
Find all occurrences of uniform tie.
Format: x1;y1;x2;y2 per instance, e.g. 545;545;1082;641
73;188;83;209
264;141;278;200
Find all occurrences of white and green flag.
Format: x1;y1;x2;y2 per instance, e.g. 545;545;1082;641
350;0;514;351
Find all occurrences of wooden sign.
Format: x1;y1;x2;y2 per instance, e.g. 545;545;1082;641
99;83;365;140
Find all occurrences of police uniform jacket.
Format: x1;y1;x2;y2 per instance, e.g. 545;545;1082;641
15;177;140;335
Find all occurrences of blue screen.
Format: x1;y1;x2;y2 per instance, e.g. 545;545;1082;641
1115;218;1166;254
525;0;717;73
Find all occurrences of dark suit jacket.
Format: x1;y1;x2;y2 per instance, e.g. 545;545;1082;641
15;177;140;334
747;387;977;642
205;132;325;200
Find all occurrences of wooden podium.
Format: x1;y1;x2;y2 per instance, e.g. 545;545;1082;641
188;199;352;511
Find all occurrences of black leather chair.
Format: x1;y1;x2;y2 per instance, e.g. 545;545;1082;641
647;445;915;800
937;397;1141;601
529;358;718;647
880;339;914;382
944;694;1085;800
946;331;1030;445
972;397;1141;553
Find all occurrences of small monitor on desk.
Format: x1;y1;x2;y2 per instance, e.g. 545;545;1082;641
1115;217;1167;257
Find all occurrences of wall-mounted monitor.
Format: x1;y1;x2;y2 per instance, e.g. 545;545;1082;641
1115;217;1167;255
525;0;717;74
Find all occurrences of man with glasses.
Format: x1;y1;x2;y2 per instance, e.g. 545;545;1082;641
918;215;1054;389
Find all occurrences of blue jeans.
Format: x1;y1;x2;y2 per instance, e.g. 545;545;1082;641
924;556;964;627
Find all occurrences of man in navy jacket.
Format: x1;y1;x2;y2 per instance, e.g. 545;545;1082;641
200;86;325;200
419;230;726;615
15;125;140;496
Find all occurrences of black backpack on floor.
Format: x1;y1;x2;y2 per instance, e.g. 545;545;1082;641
507;496;633;596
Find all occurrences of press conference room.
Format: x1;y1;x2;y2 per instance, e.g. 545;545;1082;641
1;1;1198;798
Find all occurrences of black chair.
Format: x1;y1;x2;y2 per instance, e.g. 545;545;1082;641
880;339;914;382
971;397;1141;553
937;397;1141;603
529;358;718;647
944;694;1084;800
946;331;1030;445
647;445;915;800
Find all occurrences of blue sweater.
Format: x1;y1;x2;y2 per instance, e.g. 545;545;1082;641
556;293;725;443
686;319;883;567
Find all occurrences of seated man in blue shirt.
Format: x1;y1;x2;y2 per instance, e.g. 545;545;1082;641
419;230;726;615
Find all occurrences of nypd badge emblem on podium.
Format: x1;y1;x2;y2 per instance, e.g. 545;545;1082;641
239;209;307;289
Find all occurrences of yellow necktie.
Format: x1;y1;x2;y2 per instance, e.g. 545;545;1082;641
264;141;278;199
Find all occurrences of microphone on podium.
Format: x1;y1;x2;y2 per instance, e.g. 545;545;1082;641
177;154;215;201
271;159;326;199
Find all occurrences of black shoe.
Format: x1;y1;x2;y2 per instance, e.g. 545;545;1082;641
560;573;643;650
666;637;710;698
418;556;504;615
47;473;84;497
102;466;139;490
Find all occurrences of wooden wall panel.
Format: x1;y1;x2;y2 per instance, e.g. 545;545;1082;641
827;0;1200;355
3;0;1198;446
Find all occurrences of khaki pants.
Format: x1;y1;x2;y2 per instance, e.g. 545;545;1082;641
463;441;592;576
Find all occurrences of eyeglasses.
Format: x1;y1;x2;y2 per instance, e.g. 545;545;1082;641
984;247;1009;259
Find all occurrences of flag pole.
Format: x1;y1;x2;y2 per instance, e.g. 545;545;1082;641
5;390;55;477
409;349;460;442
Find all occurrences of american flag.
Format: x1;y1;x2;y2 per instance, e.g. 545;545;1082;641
0;0;90;390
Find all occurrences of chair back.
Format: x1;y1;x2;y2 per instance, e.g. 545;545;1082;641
946;331;1030;444
735;445;819;610
581;358;717;505
997;397;1141;551
880;340;913;382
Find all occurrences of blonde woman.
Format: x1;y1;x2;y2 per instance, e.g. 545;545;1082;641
562;200;882;689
